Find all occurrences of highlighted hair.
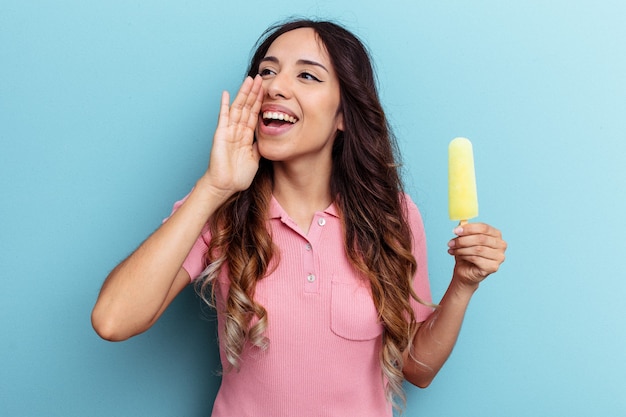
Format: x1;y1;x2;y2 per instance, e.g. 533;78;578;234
196;19;429;413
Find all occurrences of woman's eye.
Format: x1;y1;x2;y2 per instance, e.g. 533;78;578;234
299;72;321;82
259;68;275;77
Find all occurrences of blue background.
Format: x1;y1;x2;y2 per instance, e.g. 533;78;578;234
2;1;625;416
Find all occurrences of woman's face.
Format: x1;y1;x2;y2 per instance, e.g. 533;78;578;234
255;27;343;168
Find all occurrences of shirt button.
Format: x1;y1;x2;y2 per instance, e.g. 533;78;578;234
317;217;326;226
307;274;316;282
305;243;312;251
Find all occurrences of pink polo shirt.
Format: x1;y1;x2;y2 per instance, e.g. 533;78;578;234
171;193;433;417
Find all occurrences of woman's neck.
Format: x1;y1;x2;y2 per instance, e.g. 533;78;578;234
272;161;333;234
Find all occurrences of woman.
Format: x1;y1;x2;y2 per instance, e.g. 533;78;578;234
92;19;507;416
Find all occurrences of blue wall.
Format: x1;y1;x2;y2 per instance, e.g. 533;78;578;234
2;1;624;416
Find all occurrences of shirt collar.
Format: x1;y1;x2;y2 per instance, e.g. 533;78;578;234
269;195;340;219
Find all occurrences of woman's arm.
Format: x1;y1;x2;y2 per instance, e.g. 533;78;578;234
403;222;507;387
91;76;264;341
91;184;228;341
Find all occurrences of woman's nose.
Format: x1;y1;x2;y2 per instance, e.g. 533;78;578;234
264;73;291;99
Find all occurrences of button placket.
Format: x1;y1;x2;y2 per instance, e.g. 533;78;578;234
303;239;318;293
303;213;328;294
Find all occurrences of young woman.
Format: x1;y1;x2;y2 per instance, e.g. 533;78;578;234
92;19;507;416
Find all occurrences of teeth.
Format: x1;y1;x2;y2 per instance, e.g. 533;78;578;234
263;111;297;124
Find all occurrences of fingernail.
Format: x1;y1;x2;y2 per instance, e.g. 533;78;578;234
447;240;455;248
453;227;463;235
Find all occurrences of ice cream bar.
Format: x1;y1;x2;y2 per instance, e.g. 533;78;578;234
448;137;478;224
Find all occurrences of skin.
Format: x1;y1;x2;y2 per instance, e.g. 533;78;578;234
91;28;507;391
256;28;344;232
403;222;507;387
91;75;264;341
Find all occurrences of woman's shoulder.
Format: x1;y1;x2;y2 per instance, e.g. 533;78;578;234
400;192;420;213
399;192;425;229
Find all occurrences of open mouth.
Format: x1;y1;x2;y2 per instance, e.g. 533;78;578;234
262;111;298;127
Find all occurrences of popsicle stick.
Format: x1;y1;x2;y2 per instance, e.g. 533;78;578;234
459;220;468;226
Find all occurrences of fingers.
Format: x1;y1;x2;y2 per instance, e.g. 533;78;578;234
448;222;507;267
453;222;502;239
247;77;264;128
229;75;263;130
214;76;263;150
216;90;231;130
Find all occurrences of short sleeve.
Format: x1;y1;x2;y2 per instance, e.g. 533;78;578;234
163;193;211;282
404;194;434;322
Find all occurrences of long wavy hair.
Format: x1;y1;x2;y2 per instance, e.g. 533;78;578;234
196;18;427;412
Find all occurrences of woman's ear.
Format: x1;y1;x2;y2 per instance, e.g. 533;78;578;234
337;112;344;132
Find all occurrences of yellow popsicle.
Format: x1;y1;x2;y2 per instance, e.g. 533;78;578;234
448;137;478;224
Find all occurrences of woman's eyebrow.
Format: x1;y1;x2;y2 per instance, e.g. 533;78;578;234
260;56;329;73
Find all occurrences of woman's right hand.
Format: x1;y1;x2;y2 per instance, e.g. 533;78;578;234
201;75;264;199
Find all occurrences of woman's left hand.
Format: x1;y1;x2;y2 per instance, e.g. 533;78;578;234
447;222;507;288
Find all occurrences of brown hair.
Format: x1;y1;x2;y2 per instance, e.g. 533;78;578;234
197;18;427;411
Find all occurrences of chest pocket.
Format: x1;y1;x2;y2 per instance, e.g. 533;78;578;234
330;278;383;341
